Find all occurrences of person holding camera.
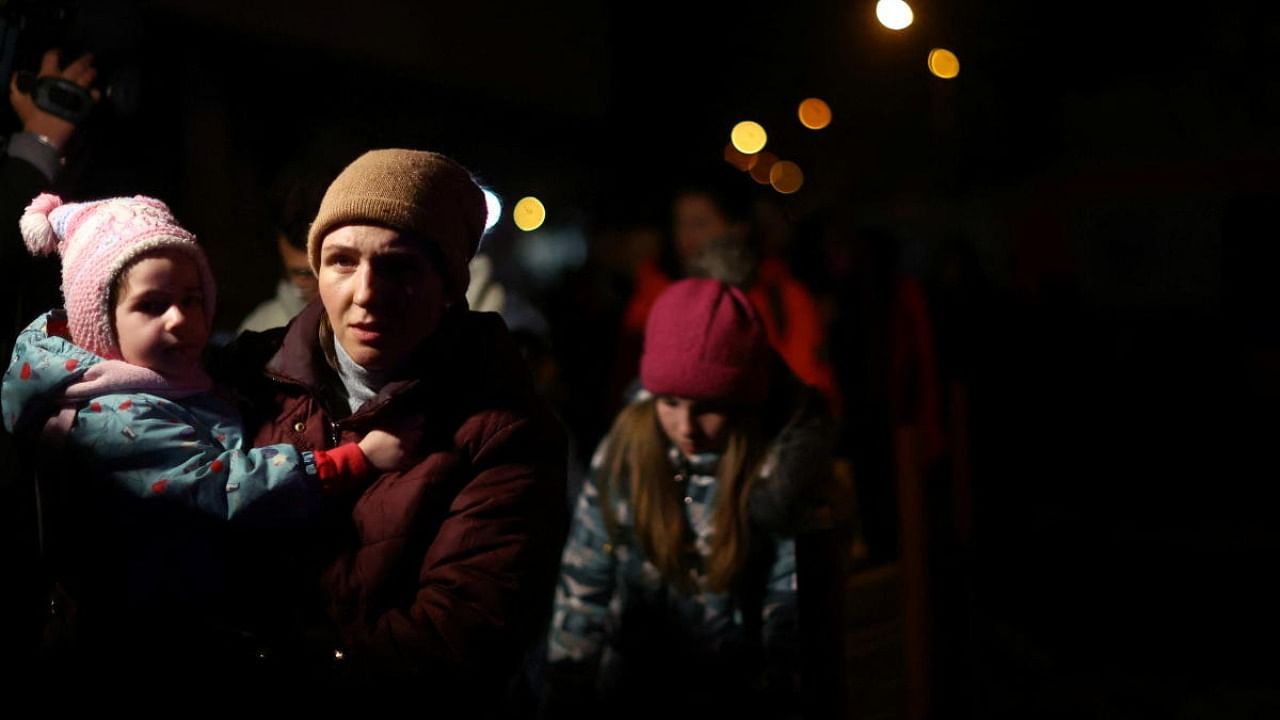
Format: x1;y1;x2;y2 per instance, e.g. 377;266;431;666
3;47;98;347
0;45;97;689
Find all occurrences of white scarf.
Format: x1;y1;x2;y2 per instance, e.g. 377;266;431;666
333;338;388;414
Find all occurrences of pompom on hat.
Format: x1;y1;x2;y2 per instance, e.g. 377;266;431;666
640;278;769;405
20;193;217;360
307;149;487;301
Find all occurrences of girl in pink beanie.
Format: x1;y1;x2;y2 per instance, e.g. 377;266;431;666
0;193;418;668
546;278;838;717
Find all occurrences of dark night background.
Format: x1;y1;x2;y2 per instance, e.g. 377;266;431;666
4;0;1279;716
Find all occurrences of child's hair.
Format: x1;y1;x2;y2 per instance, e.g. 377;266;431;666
599;396;764;592
20;193;217;361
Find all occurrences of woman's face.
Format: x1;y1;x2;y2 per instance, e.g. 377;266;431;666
672;193;730;270
655;395;732;458
317;224;446;371
113;251;209;377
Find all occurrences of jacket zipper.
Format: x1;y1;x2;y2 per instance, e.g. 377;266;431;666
262;370;343;449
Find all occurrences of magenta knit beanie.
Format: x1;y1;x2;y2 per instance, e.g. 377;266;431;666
640;278;769;405
19;193;217;360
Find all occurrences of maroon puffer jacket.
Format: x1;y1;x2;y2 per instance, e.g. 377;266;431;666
230;300;567;696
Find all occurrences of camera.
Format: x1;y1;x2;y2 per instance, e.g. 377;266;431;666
15;71;94;123
1;0;141;124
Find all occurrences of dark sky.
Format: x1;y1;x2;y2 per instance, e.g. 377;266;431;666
25;0;1280;222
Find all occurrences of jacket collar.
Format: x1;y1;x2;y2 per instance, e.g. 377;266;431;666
264;299;469;419
264;300;329;392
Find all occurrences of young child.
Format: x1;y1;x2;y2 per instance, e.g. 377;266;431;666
2;193;405;521
545;278;834;718
1;193;420;675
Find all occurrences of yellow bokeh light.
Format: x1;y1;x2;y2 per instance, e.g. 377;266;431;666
875;0;914;30
723;143;758;172
797;98;832;130
749;151;778;185
730;121;768;154
928;48;960;79
769;161;804;194
513;196;546;232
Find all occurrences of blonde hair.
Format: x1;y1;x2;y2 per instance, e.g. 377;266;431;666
599;397;764;593
318;312;339;371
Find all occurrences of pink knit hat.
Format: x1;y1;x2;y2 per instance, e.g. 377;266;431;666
20;193;217;360
640;278;769;404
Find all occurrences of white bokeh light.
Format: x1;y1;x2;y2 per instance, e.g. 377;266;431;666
482;188;502;233
876;0;914;30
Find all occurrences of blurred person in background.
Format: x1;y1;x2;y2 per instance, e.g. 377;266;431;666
546;278;839;719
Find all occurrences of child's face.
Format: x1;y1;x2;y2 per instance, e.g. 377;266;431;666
113;251;209;377
655;395;732;458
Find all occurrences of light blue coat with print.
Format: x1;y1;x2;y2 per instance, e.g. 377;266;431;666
548;440;798;680
1;310;327;523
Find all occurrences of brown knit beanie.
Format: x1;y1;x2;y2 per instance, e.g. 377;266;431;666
307;149;487;300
